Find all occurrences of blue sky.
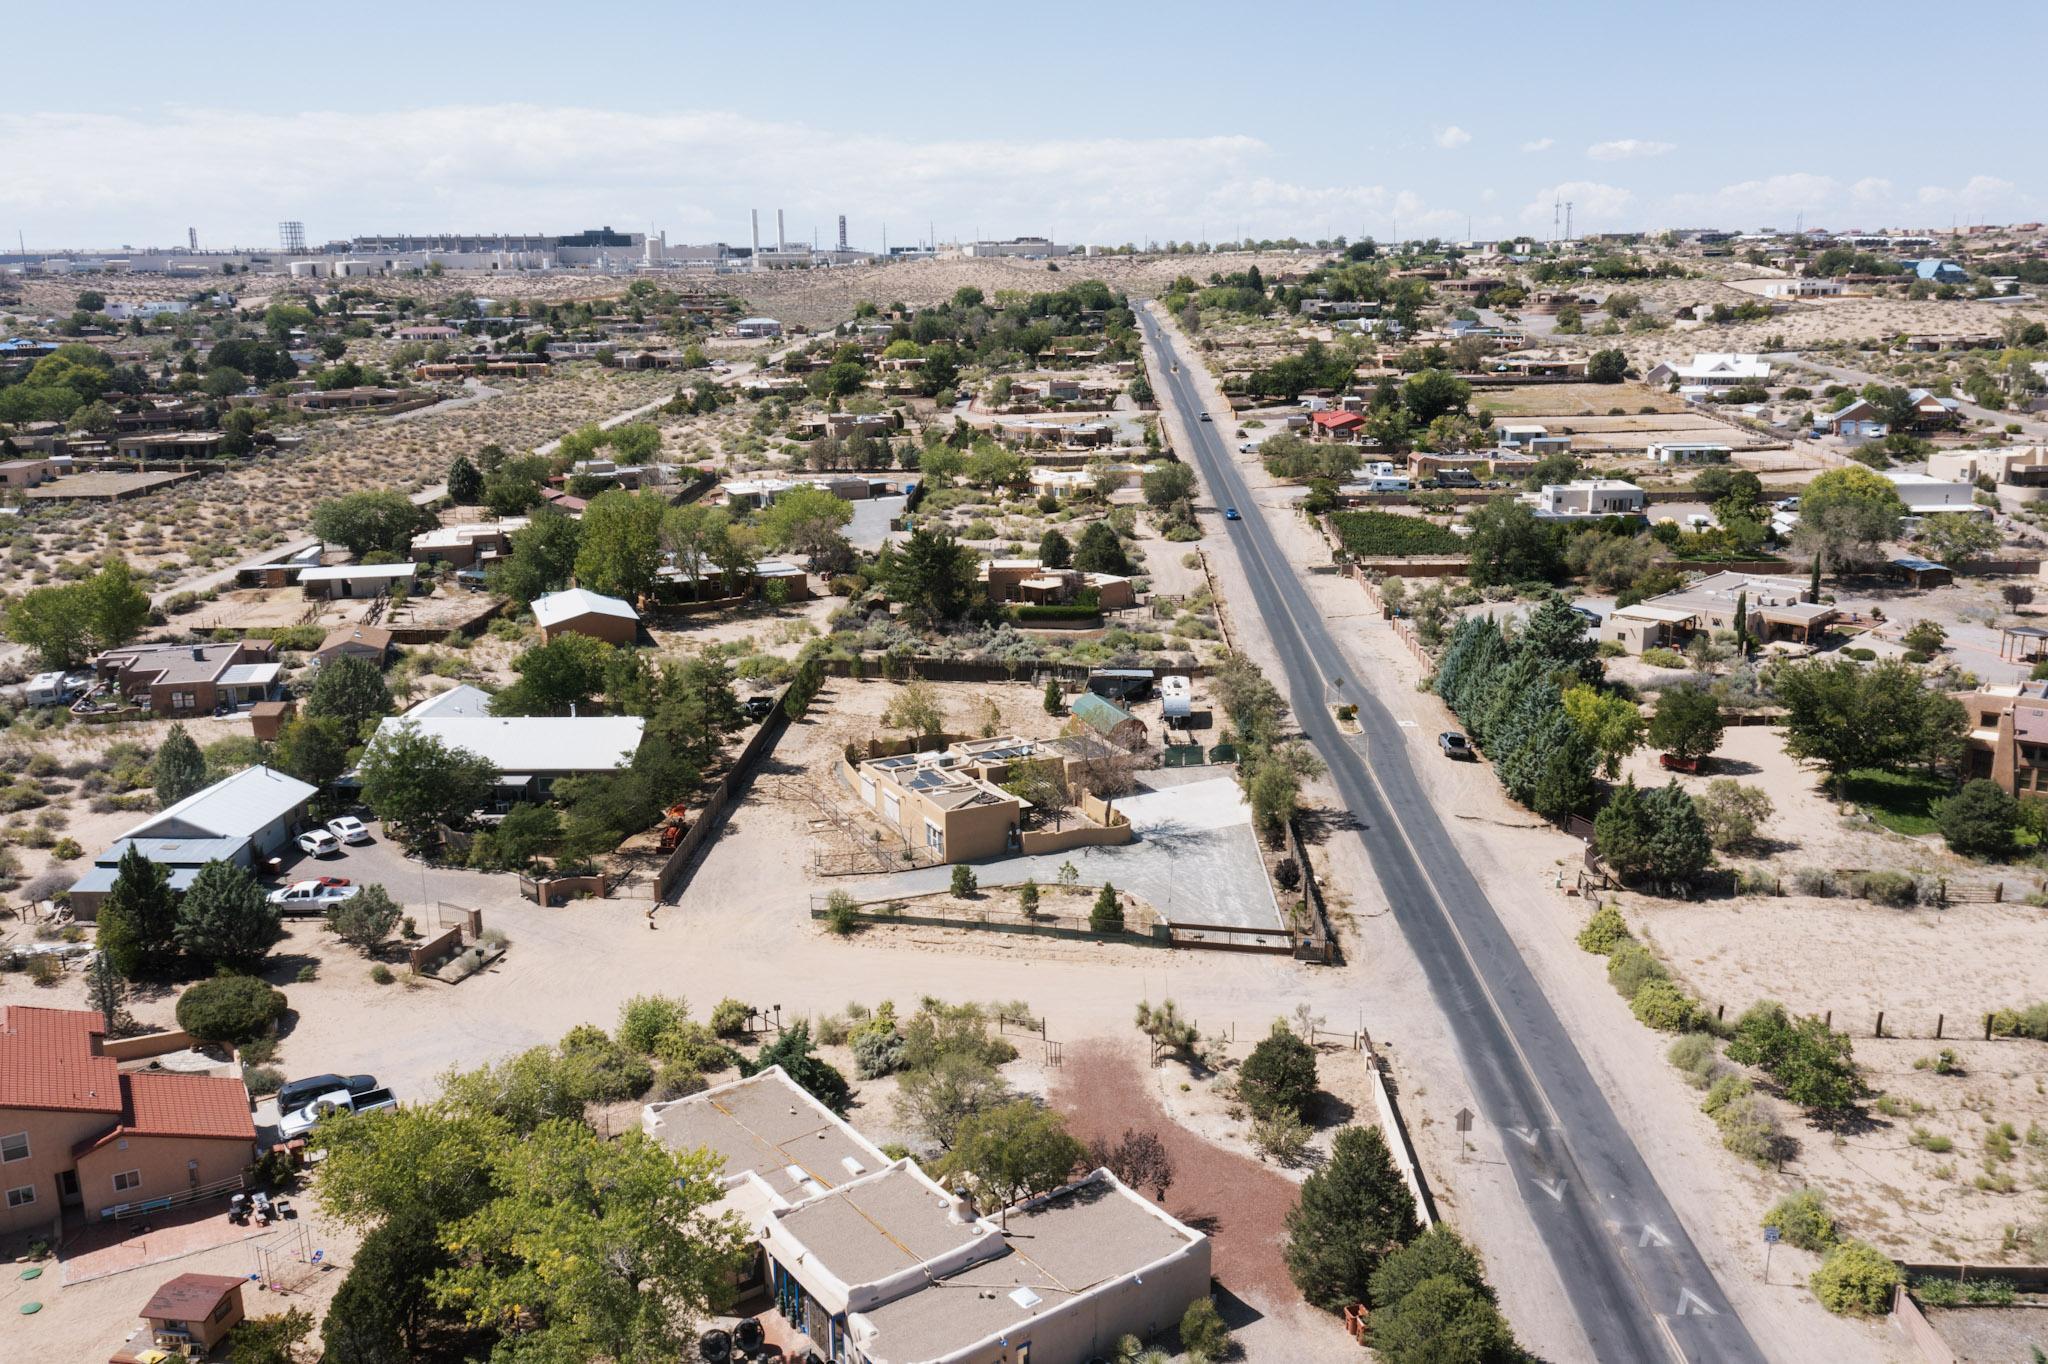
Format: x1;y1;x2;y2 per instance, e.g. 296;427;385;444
7;0;2041;250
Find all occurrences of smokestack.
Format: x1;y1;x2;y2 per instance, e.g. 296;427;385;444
751;210;759;255
777;210;785;251
838;215;847;251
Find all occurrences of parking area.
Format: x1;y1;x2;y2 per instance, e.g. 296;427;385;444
267;818;515;910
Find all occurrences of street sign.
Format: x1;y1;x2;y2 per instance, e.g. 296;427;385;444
1763;1227;1780;1244
1454;1108;1474;1134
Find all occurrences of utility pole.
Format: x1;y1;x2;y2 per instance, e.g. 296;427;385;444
1565;201;1574;241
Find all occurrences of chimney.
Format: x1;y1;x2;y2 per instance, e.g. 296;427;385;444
837;215;848;251
946;1187;978;1224
191;647;205;661
751;210;759;255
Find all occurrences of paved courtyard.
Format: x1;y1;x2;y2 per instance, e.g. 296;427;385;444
852;775;1283;933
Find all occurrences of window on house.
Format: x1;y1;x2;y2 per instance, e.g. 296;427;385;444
113;1170;142;1192
0;1132;27;1163
924;821;943;853
5;1185;33;1208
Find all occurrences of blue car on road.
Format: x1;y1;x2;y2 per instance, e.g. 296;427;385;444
1224;507;1241;521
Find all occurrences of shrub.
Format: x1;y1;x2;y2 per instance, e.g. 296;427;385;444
1764;1189;1837;1253
1911;1275;2016;1307
1576;904;1631;954
1937;779;2018;857
369;963;395;985
1631;979;1700;1032
1240;1023;1319;1120
50;836;82;860
1251;1109;1311;1165
175;976;287;1045
24;955;62;986
1988;1002;2048;1040
1713;1089;1782;1166
244;1065;285;1096
1641;647;1687;668
1851;870;1917;907
1702;1072;1752;1116
1330;510;1465;557
617;994;691;1053
852;1028;908;1079
1089;882;1124;933
1810;1240;1903;1316
824;890;860;936
1606;942;1668;998
710;997;752;1037
1178;1298;1231;1364
950;864;978;897
1792;868;1838;897
1696;779;1773;852
653;1022;739;1076
1667;1034;1719;1088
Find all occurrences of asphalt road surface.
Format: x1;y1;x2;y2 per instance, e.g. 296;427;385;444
1138;308;1766;1364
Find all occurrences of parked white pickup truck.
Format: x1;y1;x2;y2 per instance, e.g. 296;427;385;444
277;1085;397;1139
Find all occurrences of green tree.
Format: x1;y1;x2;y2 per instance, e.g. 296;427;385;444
84;557;151;652
3;582;93;667
96;844;181;979
882;679;947;736
1595;781;1710;884
357;722;498;842
945;1101;1087;1220
85;944;125;1032
154;723;208;806
329;884;402;954
1465;499;1562;586
491;633;614;717
482;454;553;517
1073;520;1132;575
1916;512;2001;567
1587;348;1628;383
607;422;661;463
445;454;483;505
758;486;855;566
322;1206;447;1363
1400;368;1471;425
1648;683;1724;763
434;1121;746;1362
890;527;978;622
272;714;352;788
1369;1225;1492;1310
1284;1125;1420;1311
222;1308;315;1364
1043;677;1063;714
1038;527;1072;569
1792;466;1906;575
176;975;288;1044
1370;1275;1519;1364
743;1020;851;1112
1239;1022;1319;1119
894;1053;1009;1151
1562;685;1644;778
312;490;427;558
1775;657;1952;792
175;860;283;973
306;655;394;739
1179;1298;1231;1364
1938;778;2018;857
1142;461;1197;508
574;489;668;601
1090;882;1125;933
491;503;583;605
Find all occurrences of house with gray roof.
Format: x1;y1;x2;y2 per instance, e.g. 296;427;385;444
68;766;317;918
643;1067;1210;1364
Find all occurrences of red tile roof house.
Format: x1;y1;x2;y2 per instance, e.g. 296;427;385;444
0;1006;255;1236
1309;409;1367;442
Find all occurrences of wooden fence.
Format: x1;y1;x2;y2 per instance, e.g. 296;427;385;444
1285;814;1339;964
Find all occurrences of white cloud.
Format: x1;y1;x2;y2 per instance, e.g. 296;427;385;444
4;104;1437;248
1587;138;1675;162
1915;175;2017;210
1665;173;1842;222
1850;177;1893;203
1435;125;1471;150
1520;138;1554;153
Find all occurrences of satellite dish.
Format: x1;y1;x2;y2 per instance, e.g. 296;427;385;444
699;1329;732;1362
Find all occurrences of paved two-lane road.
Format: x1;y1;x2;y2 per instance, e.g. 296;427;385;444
1138;307;1766;1364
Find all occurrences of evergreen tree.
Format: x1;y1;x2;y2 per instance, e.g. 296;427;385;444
153;723;208;806
446;454;483;505
1073;521;1132;576
175;860;283;973
1284;1125;1419;1310
1038;527;1072;569
86;946;125;1032
1370;1275;1520;1364
97;844;180;978
1641;782;1712;881
743;1021;851;1112
1369;1226;1493;1310
1042;678;1063;715
1239;1023;1319;1119
323;1206;448;1363
1090;882;1124;933
306;655;395;739
1517;593;1601;687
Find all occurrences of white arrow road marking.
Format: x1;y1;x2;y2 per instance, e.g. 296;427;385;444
1396;719;1418;728
1533;1178;1565;1201
1639;1224;1673;1248
1508;1126;1540;1147
1676;1287;1718;1317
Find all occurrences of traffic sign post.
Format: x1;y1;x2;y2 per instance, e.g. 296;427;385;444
1454;1107;1474;1161
1763;1225;1779;1282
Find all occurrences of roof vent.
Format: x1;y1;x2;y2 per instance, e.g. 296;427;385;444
1008;1287;1042;1310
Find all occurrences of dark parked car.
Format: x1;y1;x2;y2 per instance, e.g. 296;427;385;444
275;1073;380;1117
742;696;777;721
1439;732;1475;760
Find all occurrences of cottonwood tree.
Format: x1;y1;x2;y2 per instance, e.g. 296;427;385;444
1647;683;1724;763
357;723;498;843
573;490;667;601
944;1102;1086;1222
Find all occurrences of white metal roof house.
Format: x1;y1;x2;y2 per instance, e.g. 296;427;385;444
1522;479;1646;521
370;709;645;794
1646;353;1773;389
69;766;318;919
